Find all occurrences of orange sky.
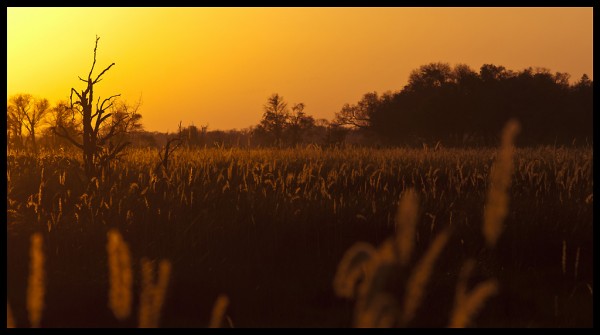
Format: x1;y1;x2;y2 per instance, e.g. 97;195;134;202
7;7;593;132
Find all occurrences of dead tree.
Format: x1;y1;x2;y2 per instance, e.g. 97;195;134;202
53;36;134;178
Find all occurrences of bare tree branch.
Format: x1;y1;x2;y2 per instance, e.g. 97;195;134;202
107;141;130;160
70;88;83;106
87;35;100;80
97;117;125;146
94;113;113;136
53;125;84;149
93;63;116;84
93;96;102;118
99;94;121;112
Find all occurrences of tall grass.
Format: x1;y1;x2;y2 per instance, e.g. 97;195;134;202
334;120;522;327
5;120;593;327
483;119;520;248
333;188;453;327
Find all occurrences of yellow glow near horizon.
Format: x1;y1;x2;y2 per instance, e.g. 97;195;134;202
7;7;593;132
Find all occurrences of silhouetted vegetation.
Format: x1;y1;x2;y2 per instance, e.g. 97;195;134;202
50;36;142;178
7;145;593;327
7;62;592;151
337;63;593;147
253;94;317;147
6;51;593;328
7;94;50;154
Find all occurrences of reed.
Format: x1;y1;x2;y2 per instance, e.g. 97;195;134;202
138;258;172;328
333;242;377;299
400;229;450;326
448;259;498;328
483;119;520;248
395;189;419;266
355;292;397;328
107;229;133;321
27;233;45;328
334;187;454;328
209;294;230;328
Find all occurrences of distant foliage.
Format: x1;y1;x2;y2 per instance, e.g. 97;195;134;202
254;94;317;147
336;63;593;147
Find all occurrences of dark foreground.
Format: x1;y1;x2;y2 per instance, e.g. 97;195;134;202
7;147;593;327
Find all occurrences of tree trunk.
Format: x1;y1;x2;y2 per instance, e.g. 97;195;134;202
31;128;37;154
82;104;95;177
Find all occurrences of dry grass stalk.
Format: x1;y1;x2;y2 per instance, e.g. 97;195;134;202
401;229;450;326
138;259;154;327
354;258;397;327
107;229;133;320
138;258;172;328
449;259;499;328
355;292;398;328
377;239;399;264
335;238;398;327
333;242;377;299
8;302;16;328
27;233;45;328
395;189;419;266
334;188;453;328
483;119;520;248
209;294;230;328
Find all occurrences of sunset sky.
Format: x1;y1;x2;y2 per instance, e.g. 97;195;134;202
7;7;593;132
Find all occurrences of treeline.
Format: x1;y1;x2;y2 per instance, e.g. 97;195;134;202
7;62;593;152
172;63;593;148
336;63;593;147
7;94;142;154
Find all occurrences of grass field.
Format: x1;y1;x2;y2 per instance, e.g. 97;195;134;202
6;144;593;327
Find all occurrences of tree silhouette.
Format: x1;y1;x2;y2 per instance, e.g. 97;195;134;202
7;94;49;153
46;100;80;150
344;62;592;147
287;103;315;146
53;36;140;177
257;94;290;146
23;98;50;153
334;92;380;129
264;93;290;145
7;94;30;151
407;62;454;90
479;64;510;83
254;94;318;146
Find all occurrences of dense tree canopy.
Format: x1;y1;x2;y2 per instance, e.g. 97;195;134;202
337;63;593;147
